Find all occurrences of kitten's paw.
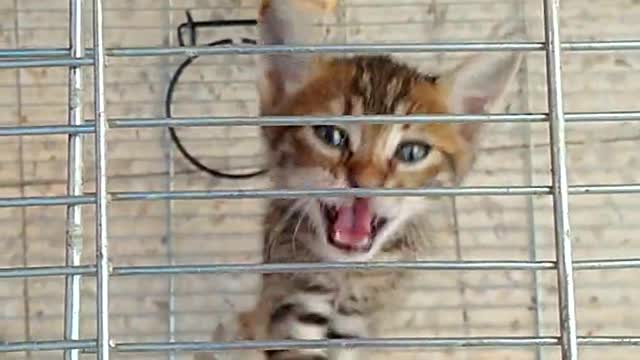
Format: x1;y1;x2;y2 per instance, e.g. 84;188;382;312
196;311;266;360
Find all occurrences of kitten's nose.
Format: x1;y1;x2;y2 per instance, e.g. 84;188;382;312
347;164;386;188
346;174;360;188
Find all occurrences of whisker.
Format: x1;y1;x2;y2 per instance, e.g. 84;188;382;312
266;200;304;260
291;199;314;256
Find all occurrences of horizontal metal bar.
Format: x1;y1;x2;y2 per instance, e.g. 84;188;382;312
112;261;556;276
0;43;543;59
5;111;640;137
111;187;551;201
110;184;640;200
0;195;95;208
564;40;640;51
566;111;640;122
0;124;94;137
575;259;640;270
0;114;544;137
112;258;640;274
570;184;640;195
0;48;69;58
122;336;640;352
5;336;639;354
3;183;640;208
3;258;640;279
114;337;559;352
109;111;640;126
0;265;95;278
2;40;640;59
578;337;640;346
0;111;637;137
93;336;640;353
0;340;95;353
0;58;93;69
0;187;545;208
109;113;547;128
108;42;543;57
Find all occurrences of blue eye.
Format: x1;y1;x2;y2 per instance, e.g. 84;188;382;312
395;142;431;163
313;126;350;149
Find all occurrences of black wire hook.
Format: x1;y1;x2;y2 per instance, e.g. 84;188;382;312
166;11;267;180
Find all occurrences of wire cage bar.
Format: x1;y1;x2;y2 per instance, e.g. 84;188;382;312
4;257;640;281
3;184;640;210
3;111;640;137
541;0;578;358
3;336;640;354
2;39;640;60
91;0;111;359
62;1;85;360
1;0;640;359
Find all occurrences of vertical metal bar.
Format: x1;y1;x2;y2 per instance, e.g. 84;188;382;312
165;129;177;360
13;1;32;357
163;62;177;360
542;0;579;359
163;2;177;358
93;0;110;358
450;197;471;348
524;111;546;360
513;1;545;358
525;100;546;360
64;1;85;360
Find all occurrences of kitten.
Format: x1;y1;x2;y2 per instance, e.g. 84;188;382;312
206;1;523;359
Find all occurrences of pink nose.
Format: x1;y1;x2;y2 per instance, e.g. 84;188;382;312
346;166;386;188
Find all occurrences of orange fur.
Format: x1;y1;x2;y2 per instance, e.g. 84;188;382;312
206;4;523;360
262;56;470;189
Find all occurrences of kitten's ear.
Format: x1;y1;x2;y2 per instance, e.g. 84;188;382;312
439;51;523;115
437;21;525;180
257;0;337;113
439;21;524;114
438;21;524;139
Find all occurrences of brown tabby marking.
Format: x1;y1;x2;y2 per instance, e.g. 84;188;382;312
264;56;469;190
205;2;524;360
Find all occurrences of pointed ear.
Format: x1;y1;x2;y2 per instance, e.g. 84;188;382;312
438;21;524;142
440;50;523;181
437;21;525;182
257;0;337;113
439;51;523;115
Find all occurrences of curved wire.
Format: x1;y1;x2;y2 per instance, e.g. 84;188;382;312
165;38;268;179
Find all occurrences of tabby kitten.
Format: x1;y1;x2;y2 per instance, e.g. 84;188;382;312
209;1;523;359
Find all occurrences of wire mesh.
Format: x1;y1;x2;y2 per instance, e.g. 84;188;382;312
1;1;640;360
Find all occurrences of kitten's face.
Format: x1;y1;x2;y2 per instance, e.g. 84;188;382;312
263;57;473;261
257;0;522;261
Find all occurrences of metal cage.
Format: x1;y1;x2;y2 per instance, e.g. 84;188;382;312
1;1;640;360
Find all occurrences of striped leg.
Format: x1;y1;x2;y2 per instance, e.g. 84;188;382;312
265;292;368;360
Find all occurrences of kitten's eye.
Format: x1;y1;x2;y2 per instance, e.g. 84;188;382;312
312;125;350;149
395;142;431;163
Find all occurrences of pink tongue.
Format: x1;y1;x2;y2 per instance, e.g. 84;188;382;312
331;198;373;247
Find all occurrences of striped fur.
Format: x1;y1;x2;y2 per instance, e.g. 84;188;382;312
204;2;524;360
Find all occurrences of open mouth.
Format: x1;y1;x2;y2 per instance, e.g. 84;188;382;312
321;198;388;253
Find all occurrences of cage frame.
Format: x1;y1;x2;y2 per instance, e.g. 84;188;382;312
1;0;640;360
